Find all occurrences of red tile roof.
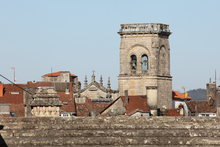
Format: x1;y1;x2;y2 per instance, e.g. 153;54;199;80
70;74;77;77
43;72;77;77
0;84;25;104
165;109;181;116
58;85;76;113
58;92;76;113
0;84;26;117
186;100;216;113
172;90;191;100
43;72;62;77
0;81;77;117
0;114;11;117
121;95;150;115
76;98;111;116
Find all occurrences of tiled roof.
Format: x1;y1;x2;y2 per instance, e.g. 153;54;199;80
0;84;26;117
43;72;77;77
43;72;62;77
121;95;150;115
70;74;77;77
76;98;111;116
58;91;76;113
0;84;25;104
172;90;192;100
0;82;77;117
186;100;216;113
0;114;11;117
165;109;181;116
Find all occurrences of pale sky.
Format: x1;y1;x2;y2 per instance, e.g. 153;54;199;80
0;0;220;92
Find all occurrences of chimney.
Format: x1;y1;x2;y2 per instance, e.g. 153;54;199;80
0;82;3;97
124;90;129;105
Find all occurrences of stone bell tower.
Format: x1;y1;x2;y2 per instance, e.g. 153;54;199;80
118;23;172;110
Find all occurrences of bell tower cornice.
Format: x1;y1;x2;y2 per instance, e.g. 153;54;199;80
118;23;171;37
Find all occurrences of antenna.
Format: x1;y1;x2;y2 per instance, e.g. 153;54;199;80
181;86;186;98
215;69;217;85
51;67;55;88
11;67;16;83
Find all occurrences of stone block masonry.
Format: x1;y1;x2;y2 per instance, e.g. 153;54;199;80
118;23;172;110
1;116;220;146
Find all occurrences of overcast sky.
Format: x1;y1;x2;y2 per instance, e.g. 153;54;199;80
0;0;220;92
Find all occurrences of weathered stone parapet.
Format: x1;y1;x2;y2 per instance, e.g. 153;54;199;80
118;23;171;36
1;117;220;146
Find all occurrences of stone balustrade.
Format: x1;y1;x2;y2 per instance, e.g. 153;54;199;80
118;23;171;35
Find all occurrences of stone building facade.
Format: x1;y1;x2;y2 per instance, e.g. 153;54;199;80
75;73;119;101
118;23;172;111
74;73;119;116
42;71;78;83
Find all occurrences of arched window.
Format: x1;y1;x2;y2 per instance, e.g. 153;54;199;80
130;55;137;72
141;54;148;71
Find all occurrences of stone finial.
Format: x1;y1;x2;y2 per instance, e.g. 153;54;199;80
84;75;88;88
106;77;112;98
100;75;103;86
107;77;111;89
91;70;95;83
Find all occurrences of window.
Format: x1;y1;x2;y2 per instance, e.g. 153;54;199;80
130;55;137;72
63;102;68;105
10;92;19;95
141;54;148;71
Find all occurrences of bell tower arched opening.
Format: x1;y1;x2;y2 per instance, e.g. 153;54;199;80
130;55;137;74
141;54;148;72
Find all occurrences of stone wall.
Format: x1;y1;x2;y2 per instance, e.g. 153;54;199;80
1;116;220;146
